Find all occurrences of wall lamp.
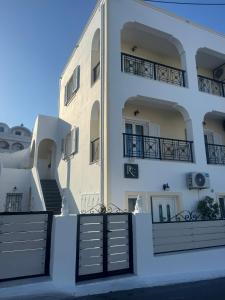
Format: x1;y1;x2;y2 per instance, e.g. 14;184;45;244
163;183;170;191
134;110;140;116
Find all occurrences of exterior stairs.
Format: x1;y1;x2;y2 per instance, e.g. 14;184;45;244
40;179;62;215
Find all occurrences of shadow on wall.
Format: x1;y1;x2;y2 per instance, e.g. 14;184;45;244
66;188;79;214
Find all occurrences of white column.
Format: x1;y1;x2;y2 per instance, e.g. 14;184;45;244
132;213;153;275
50;215;77;286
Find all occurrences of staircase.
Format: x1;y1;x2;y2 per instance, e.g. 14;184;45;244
40;180;62;215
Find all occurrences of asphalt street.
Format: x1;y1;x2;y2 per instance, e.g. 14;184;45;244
2;277;225;300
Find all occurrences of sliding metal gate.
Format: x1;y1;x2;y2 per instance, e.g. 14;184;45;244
76;213;133;281
0;211;52;282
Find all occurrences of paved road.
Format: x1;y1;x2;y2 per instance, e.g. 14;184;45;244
3;277;225;300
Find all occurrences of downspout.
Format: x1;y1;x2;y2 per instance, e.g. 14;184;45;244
100;1;105;206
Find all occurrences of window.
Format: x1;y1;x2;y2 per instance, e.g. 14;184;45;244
63;127;79;158
0;141;9;149
0;127;4;133
15;131;22;136
11;143;24;151
65;65;80;105
5;193;23;212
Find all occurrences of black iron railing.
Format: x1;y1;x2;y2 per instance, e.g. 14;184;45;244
93;62;100;83
205;143;225;165
198;75;225;97
121;53;186;87
123;133;193;162
90;137;100;163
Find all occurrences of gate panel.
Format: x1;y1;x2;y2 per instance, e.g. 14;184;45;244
76;213;133;281
107;214;131;273
0;212;52;282
77;214;104;278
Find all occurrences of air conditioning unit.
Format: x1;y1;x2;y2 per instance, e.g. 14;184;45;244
213;64;225;82
187;172;210;190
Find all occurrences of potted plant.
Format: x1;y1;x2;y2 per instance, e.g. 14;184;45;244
197;196;220;220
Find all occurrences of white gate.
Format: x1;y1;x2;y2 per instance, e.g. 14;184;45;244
0;212;52;281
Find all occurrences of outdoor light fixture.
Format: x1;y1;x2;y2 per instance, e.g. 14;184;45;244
163;183;170;191
13;186;17;191
131;46;137;52
134;110;140;116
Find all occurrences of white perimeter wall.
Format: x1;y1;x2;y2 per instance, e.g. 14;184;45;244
0;168;31;211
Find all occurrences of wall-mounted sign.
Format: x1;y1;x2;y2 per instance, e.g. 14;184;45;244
124;163;139;179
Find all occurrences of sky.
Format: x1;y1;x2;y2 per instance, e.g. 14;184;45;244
0;0;225;130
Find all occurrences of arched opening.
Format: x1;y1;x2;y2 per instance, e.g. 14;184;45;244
196;48;225;97
203;111;225;165
37;139;56;179
11;142;24;152
121;22;187;87
90;101;100;163
91;28;100;85
123;97;194;162
0;140;9;151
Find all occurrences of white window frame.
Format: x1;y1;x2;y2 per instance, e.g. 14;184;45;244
63;127;79;159
64;65;80;106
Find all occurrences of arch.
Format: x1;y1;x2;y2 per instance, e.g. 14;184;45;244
11;126;32;137
91;28;100;85
196;48;225;96
0;123;9;134
90;101;100;163
203;111;225;164
123;96;193;141
0;140;9;150
203;111;225;146
11;142;24;151
37;139;56;179
121;22;186;71
123;97;194;161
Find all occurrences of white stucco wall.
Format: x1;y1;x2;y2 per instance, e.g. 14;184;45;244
57;5;102;211
105;0;225;212
0;168;31;211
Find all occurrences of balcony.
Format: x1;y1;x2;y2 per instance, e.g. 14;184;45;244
121;53;186;87
203;112;225;165
198;75;225;98
196;48;225;98
90;137;100;163
205;143;225;165
123;133;193;163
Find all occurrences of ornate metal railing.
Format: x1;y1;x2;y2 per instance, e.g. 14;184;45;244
123;133;193;162
121;53;186;87
198;75;225;97
90;137;100;163
152;209;224;224
205;143;225;165
81;203;127;214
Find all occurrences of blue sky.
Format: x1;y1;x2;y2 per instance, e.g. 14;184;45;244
0;0;225;130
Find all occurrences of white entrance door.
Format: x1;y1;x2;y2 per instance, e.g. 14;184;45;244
151;196;177;222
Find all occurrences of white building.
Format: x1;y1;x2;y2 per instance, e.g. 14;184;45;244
1;0;225;220
0;122;31;153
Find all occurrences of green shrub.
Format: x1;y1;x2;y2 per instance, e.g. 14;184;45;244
197;196;220;220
